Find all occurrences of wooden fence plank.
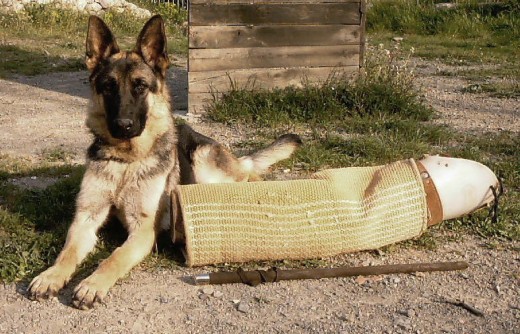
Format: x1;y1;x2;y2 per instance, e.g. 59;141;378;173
190;3;361;26
189;66;358;93
189;45;360;72
187;0;365;115
189;25;361;49
189;93;220;114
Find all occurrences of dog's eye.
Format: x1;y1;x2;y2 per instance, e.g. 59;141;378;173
133;80;148;94
101;80;117;95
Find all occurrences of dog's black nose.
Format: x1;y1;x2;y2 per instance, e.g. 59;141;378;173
115;118;134;130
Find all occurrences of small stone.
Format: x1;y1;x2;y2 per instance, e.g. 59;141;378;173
355;276;369;285
232;299;241;304
158;296;169;304
198;293;209;301
237;302;250;313
393;277;401;284
399;309;415;318
213;291;224;298
394;317;412;330
201;287;214;295
393;37;404;42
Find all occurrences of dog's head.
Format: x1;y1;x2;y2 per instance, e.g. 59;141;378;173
86;15;170;140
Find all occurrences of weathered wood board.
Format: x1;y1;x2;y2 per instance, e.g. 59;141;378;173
188;0;366;114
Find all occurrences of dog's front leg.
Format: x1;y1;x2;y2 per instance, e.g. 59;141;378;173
28;170;114;301
71;221;155;309
71;176;164;309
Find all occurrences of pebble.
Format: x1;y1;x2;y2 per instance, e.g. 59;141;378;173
237;302;250;313
201;287;214;295
394;316;412;331
213;291;224;298
158;296;169;304
398;309;415;318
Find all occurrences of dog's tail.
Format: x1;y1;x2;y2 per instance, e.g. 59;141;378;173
238;134;302;176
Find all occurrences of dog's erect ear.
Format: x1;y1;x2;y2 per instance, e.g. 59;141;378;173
85;16;120;72
135;15;170;76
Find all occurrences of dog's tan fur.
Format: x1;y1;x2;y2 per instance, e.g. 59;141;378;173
27;15;301;309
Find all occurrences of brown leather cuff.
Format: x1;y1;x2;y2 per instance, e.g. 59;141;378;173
416;161;444;226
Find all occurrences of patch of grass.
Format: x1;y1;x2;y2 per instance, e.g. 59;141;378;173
0;154;81;181
368;0;520;39
430;63;520;98
0;44;84;77
0;3;187;78
367;1;520;66
0;167;82;282
461;81;520;98
370;32;518;65
127;0;187;27
41;147;77;163
209;46;433;128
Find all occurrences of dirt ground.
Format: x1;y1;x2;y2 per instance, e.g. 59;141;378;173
0;60;519;333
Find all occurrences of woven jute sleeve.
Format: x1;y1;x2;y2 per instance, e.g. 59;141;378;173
177;159;428;267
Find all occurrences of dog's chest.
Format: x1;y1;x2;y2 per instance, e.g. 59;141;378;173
99;159;170;205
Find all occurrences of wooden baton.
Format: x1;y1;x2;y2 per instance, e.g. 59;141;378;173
193;261;469;286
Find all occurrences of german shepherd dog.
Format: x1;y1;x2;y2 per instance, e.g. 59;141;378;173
27;15;301;309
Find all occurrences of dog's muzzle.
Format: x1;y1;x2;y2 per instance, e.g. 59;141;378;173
110;118;142;139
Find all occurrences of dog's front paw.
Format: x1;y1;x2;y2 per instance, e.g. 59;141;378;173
27;266;68;301
72;276;109;310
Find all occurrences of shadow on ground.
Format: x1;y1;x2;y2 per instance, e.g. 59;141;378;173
0;45;188;113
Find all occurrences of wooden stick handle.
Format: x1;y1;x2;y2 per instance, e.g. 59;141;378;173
194;261;469;286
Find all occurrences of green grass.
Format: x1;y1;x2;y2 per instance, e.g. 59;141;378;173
0;3;187;78
210;47;433;128
368;0;520;40
461;81;520;98
367;0;519;108
367;0;520;79
0;164;81;281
